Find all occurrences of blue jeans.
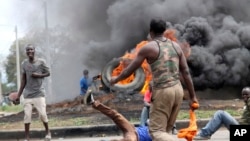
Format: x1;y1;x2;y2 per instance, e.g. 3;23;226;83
199;110;239;136
140;106;150;126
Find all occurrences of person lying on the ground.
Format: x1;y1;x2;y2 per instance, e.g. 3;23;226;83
193;87;250;140
84;90;155;141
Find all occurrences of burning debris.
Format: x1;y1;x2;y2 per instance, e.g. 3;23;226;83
99;29;191;95
46;91;144;115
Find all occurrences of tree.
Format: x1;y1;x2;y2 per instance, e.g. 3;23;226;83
3;26;74;94
4;39;28;91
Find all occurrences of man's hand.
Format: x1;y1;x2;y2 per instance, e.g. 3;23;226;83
189;97;199;110
32;72;42;78
92;74;101;80
13;98;20;105
110;76;118;85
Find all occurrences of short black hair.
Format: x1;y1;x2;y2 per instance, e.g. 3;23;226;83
83;69;89;75
25;44;35;49
149;18;166;35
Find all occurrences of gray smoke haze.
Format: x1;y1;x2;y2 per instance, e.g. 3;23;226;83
13;0;250;102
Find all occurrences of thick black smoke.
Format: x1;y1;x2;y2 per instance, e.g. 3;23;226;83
14;0;250;102
178;16;250;90
51;0;250;90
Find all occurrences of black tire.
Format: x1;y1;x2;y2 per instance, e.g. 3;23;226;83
101;58;145;92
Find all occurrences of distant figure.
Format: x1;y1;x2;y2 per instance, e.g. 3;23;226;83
140;82;152;126
13;44;51;141
80;69;92;96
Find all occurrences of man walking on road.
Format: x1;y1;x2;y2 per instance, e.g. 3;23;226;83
14;44;51;141
110;18;198;141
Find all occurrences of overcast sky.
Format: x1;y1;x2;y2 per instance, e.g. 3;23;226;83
0;1;14;82
0;0;29;82
0;1;15;58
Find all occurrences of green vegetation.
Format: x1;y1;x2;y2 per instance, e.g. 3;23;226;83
0;109;243;130
177;109;242;120
0;104;23;113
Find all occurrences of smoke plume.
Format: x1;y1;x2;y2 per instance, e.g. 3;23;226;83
13;0;250;102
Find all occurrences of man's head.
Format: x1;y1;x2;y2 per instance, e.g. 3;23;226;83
25;44;35;60
149;18;166;38
83;69;89;76
242;87;250;102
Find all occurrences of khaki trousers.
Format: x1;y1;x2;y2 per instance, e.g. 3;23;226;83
23;97;48;123
149;83;184;141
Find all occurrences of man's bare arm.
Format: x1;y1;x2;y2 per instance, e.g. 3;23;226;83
177;43;197;102
32;72;50;78
111;47;147;84
17;73;26;99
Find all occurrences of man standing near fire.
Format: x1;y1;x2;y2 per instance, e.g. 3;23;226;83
110;18;198;141
80;69;92;96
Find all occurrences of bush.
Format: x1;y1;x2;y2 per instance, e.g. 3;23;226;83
0;104;23;112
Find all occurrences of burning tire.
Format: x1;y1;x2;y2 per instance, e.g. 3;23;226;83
101;58;145;92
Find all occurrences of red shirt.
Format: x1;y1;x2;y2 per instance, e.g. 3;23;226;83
144;90;152;103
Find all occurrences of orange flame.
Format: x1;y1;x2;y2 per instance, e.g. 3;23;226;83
112;29;191;94
112;58;135;84
164;29;191;58
112;41;152;92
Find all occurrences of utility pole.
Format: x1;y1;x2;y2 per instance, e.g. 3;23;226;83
44;0;53;99
0;72;2;103
15;25;20;91
44;1;48;31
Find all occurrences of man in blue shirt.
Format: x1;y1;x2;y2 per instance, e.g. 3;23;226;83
85;91;152;141
80;69;92;95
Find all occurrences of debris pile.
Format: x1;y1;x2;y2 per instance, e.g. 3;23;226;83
46;92;144;115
